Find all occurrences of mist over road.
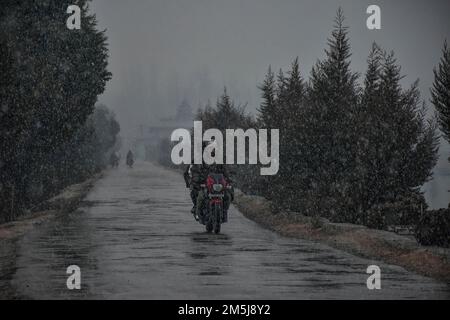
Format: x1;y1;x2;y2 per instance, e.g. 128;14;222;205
0;162;448;299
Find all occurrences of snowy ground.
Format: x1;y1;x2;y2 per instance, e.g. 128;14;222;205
0;161;448;299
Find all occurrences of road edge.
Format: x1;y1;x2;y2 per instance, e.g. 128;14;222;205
0;172;103;241
233;189;450;284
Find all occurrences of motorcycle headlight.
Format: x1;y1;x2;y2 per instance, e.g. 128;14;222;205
213;184;223;192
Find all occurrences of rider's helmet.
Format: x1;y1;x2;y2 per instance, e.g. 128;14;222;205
205;139;218;159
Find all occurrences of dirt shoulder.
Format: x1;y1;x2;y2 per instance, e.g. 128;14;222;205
233;189;450;283
0;173;102;241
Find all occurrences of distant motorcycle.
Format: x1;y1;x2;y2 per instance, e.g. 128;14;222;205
126;156;134;168
110;153;119;168
126;151;134;168
198;173;231;234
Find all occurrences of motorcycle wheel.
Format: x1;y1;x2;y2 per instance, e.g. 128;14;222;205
205;221;213;233
213;203;222;234
205;204;213;233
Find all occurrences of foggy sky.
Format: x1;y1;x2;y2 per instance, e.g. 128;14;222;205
90;0;450;208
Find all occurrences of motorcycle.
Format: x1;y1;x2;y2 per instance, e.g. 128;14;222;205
110;154;119;168
126;157;134;168
198;173;232;234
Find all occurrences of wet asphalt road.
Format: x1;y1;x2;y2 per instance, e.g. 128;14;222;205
0;162;449;299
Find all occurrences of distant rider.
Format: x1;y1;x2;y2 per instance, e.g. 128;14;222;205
110;152;119;167
184;141;233;221
126;150;134;168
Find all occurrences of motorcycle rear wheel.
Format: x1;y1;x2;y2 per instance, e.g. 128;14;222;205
205;221;213;233
213;203;222;234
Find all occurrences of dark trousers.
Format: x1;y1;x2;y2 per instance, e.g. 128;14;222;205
190;189;199;207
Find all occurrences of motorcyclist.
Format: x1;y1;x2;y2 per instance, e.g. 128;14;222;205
126;150;134;168
190;141;233;221
110;152;119;167
183;163;197;214
184;142;209;218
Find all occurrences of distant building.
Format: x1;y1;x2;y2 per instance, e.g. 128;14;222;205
133;100;193;161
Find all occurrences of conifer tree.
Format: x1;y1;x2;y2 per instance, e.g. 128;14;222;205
431;40;450;146
257;66;276;128
356;47;439;227
0;1;112;219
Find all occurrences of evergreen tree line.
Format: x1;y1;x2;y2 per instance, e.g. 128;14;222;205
0;1;117;222
195;9;450;234
195;90;260;194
